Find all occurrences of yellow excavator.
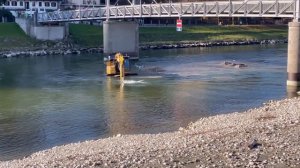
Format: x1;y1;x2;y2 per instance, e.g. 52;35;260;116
104;53;137;82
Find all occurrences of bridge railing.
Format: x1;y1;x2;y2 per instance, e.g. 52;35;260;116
38;0;296;23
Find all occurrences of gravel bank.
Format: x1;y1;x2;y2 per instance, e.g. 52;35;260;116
0;39;287;58
1;97;299;167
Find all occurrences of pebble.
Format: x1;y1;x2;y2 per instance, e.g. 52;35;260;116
0;98;299;168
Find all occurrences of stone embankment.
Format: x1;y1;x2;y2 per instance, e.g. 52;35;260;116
0;48;101;58
140;39;287;50
1;97;299;168
0;39;287;58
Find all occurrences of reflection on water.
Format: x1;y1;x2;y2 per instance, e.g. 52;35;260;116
286;85;300;98
0;44;291;161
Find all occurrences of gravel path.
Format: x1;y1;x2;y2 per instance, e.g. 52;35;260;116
1;97;299;168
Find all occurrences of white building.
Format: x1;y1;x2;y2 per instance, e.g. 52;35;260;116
64;0;102;8
2;0;60;13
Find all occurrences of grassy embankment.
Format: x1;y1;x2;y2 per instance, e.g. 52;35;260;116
0;23;36;50
0;23;288;49
69;24;288;48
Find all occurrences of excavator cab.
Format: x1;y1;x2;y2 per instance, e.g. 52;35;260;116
104;53;137;81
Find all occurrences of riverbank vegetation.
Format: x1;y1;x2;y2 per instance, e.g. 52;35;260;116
69;23;103;47
0;23;288;50
0;23;35;50
69;24;288;47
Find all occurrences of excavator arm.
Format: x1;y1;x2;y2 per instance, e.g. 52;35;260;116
114;53;125;82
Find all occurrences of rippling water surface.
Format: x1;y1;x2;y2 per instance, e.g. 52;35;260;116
0;45;288;160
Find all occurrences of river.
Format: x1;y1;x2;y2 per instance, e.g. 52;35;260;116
0;44;289;161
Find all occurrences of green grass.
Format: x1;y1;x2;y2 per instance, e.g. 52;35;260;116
69;24;288;47
139;25;288;44
0;23;35;50
69;24;103;47
0;23;288;50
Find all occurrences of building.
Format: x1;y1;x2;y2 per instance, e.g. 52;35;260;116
67;0;100;6
2;0;61;14
62;0;103;9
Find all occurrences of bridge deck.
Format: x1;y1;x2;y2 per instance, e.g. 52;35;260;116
38;0;296;23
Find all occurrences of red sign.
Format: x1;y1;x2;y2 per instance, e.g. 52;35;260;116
176;19;182;31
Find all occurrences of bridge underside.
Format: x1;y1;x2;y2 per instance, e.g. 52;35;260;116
37;0;295;23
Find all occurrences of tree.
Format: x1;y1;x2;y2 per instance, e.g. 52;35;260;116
0;0;14;23
0;0;6;5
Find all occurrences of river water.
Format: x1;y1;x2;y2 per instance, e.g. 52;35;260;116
0;44;289;161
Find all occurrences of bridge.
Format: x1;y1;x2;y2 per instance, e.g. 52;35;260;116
32;0;300;88
37;0;297;23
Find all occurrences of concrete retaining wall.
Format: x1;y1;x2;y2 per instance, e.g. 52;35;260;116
15;18;66;41
32;26;65;41
15;18;31;34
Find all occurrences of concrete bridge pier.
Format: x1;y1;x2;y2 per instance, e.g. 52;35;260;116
287;22;300;87
103;21;139;58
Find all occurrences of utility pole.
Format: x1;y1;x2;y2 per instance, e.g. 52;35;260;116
295;0;300;21
106;0;110;21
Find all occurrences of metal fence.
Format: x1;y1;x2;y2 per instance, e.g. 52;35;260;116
37;0;297;23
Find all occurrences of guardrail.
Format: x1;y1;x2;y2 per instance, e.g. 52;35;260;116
38;0;296;23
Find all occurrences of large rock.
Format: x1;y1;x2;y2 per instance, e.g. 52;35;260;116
223;61;248;68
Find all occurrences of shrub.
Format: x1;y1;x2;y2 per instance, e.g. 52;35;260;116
0;8;15;22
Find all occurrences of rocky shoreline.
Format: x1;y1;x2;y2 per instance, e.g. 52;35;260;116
0;97;299;167
139;39;287;50
0;39;287;58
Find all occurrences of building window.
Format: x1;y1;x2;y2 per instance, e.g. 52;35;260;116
4;1;9;6
39;2;42;7
83;0;86;5
20;1;23;6
51;2;56;7
32;2;35;7
11;1;17;6
93;0;96;5
45;2;50;7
